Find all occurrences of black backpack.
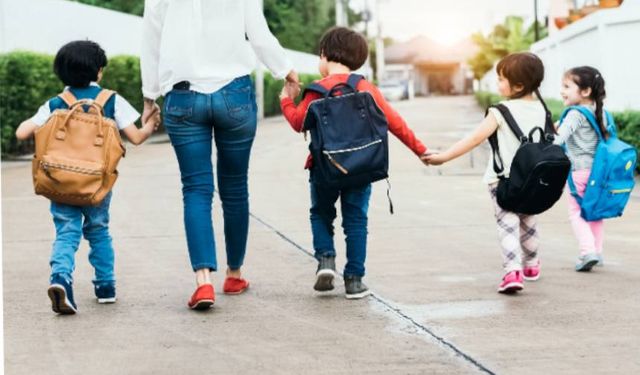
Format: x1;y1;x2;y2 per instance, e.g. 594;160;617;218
302;74;390;190
487;100;571;215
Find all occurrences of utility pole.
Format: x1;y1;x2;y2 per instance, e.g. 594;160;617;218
335;0;348;26
534;0;540;41
375;0;385;82
0;0;6;53
256;0;265;119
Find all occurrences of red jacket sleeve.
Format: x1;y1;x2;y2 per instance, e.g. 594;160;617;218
280;92;320;133
359;81;427;156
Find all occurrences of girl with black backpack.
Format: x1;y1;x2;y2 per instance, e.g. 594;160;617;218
424;53;560;294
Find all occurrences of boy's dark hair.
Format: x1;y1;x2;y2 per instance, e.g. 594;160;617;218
319;27;368;71
496;52;544;99
54;40;108;88
566;66;608;139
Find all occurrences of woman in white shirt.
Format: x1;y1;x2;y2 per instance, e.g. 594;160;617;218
141;0;297;310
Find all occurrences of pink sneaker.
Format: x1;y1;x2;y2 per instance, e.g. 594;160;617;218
523;261;541;281
498;271;524;294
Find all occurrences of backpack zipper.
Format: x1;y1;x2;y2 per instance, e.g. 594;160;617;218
610;188;632;194
324;153;349;174
323;139;382;154
322;139;383;175
41;161;102;177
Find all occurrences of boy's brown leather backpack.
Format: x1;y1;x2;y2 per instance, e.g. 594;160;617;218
32;89;126;206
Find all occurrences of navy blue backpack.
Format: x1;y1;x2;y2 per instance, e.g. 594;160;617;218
559;106;637;221
302;74;390;191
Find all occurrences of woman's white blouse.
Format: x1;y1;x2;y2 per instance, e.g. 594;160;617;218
141;0;293;99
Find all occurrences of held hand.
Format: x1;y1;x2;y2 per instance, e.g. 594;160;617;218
279;82;301;100
142;98;160;125
421;152;448;166
286;81;301;99
286;70;300;85
279;84;290;100
151;112;161;131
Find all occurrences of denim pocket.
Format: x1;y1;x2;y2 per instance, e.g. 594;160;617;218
222;78;254;122
164;90;195;123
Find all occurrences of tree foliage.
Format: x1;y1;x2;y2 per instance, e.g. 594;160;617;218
468;16;548;80
68;0;361;54
69;0;144;16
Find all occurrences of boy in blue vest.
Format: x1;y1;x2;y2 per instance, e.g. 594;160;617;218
15;40;160;314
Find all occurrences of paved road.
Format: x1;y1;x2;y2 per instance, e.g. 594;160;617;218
3;96;639;374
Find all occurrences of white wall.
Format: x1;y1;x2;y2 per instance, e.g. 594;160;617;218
478;65;498;94
0;0;320;74
531;2;640;111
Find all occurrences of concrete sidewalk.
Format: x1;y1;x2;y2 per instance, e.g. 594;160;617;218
3;96;639;374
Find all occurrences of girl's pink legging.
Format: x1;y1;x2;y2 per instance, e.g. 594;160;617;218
567;169;604;256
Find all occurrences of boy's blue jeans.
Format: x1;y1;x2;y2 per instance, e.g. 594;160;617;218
309;172;372;277
49;192;114;286
163;76;257;272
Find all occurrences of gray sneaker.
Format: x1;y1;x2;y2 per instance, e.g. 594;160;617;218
314;256;336;292
344;275;371;300
596;254;604;267
575;253;599;272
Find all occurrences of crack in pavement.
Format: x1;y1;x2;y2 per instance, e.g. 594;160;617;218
249;212;497;375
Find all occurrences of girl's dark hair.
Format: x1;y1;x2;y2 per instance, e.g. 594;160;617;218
496;52;545;99
319;27;369;71
565;66;608;139
54;40;108;88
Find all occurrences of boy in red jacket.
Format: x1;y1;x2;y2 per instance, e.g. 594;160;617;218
280;27;429;299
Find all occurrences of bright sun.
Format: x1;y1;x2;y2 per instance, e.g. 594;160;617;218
430;27;466;46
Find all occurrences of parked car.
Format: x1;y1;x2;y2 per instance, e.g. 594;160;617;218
379;81;407;101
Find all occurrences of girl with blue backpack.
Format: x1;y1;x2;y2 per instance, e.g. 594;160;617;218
556;67;637;272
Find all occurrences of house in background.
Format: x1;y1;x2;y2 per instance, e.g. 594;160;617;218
531;0;639;111
383;36;477;97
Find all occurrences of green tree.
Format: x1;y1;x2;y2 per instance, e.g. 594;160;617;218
67;0;360;55
69;0;144;16
468;16;548;80
264;0;362;54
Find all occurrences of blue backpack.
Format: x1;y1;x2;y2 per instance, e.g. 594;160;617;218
559;106;637;221
302;74;390;191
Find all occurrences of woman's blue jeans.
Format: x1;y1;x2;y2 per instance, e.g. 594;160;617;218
163;76;257;272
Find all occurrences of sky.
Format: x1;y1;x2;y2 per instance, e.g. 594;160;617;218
350;0;551;45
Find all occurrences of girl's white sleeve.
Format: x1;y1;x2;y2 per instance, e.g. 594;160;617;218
244;0;293;79
141;0;166;100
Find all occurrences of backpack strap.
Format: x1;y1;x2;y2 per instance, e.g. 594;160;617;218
486;104;527;176
302;83;329;97
58;91;77;108
559;105;605;141
94;89;116;111
605;110;617;138
346;74;364;90
534;89;555;136
567;171;583;206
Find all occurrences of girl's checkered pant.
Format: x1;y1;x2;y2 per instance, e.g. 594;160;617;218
489;185;540;273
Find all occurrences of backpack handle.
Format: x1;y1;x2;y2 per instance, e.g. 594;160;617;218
322;82;365;116
528;127;548;143
56;99;106;146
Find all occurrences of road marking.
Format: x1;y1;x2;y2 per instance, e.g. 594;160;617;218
249;212;497;375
